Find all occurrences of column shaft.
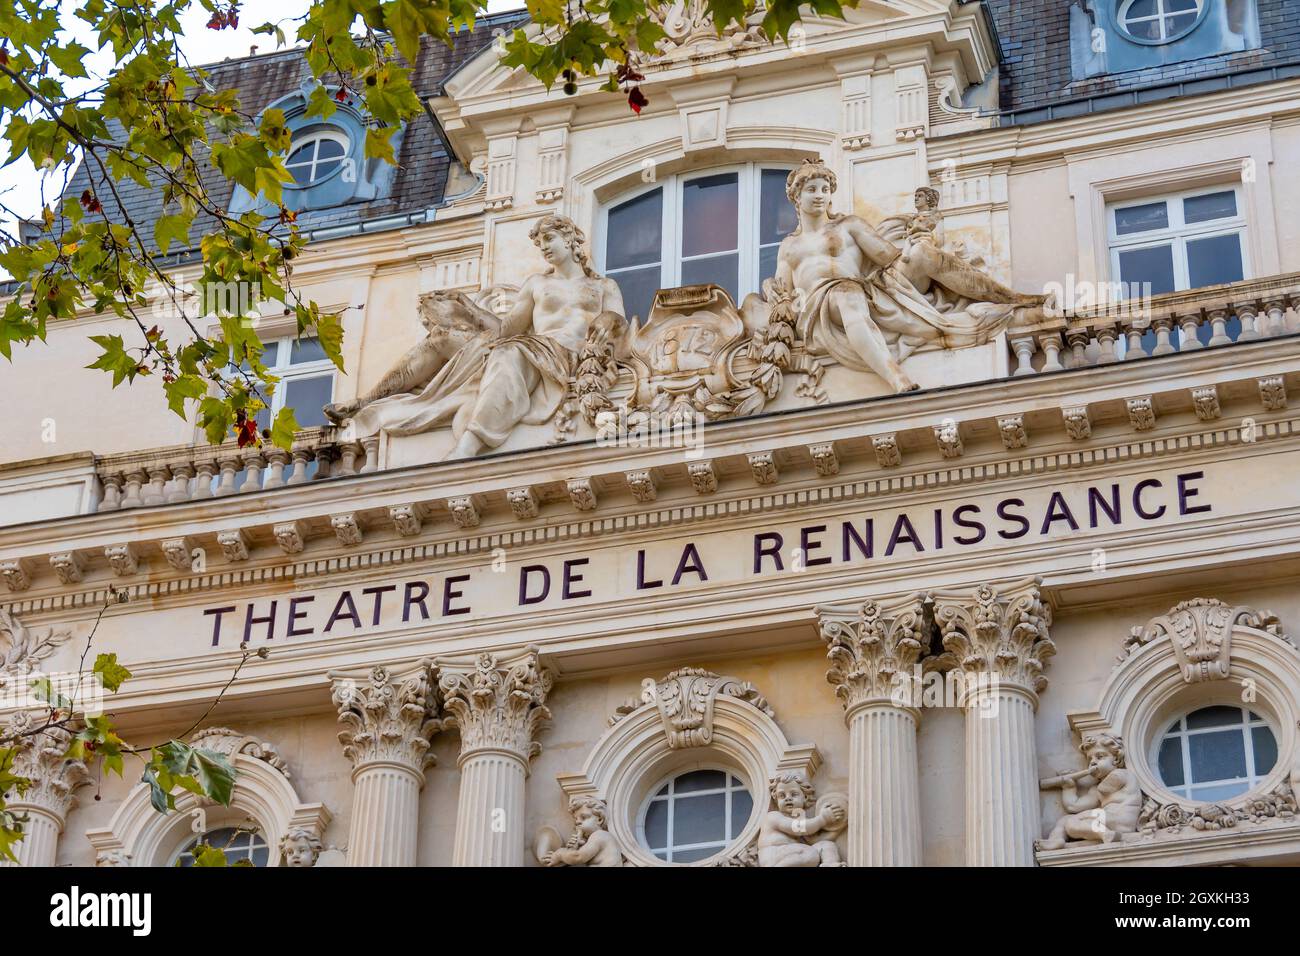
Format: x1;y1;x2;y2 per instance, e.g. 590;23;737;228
848;702;922;867
452;750;528;867
0;805;62;868
348;763;425;867
964;686;1039;867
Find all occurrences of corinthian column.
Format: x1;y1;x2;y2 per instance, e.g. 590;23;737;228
438;648;553;867
817;599;927;867
332;663;441;867
1;712;90;867
932;579;1055;867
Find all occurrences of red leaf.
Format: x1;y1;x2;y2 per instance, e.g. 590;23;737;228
627;86;648;114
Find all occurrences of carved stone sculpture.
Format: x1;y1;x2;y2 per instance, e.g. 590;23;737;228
757;770;848;867
1117;598;1288;681
1038;732;1142;849
328;215;628;460
279;826;324;867
534;795;623;867
615;667;774;749
0;608;70;678
756;159;1055;393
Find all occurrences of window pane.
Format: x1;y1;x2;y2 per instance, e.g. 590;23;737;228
673;792;727;845
285;374;334;428
1126;0;1157;17
1183;191;1237;225
290;337;327;364
1126;16;1162;40
1186;233;1243;289
1189;781;1249;802
673;845;719;863
1117;244;1175;295
1115;201;1168;235
606;190;663;270
610;265;662;326
681;173;739;257
759;169;797;245
287;143;315;166
1186;705;1243;730
1187;730;1246;783
759;244;781;286
1168;0;1199;11
682;253;739;303
730;790;753;837
1165;11;1198;34
1252;725;1278;774
644;799;668;848
676;769;727;793
315;158;343;180
1157;736;1184;787
316;138;346;160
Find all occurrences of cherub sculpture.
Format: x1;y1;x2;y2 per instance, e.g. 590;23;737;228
278;827;324;867
534;795;623;867
757;770;848;867
326;215;628;459
1038;732;1142;849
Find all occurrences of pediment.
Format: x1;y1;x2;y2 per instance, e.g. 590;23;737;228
444;0;961;103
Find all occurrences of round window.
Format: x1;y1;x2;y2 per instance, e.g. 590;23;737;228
175;826;270;867
1117;0;1206;45
1154;705;1278;802
638;769;753;863
284;130;349;186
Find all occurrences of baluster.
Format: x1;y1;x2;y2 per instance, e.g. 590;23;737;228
336;442;360;476
360;437;380;473
119;469;147;508
215;455;242;496
1176;312;1202;350
1264;297;1288;337
1037;333;1064;373
315;445;338;480
1095;324;1119;364
262;448;290;489
192;460;218;499
1206;307;1230;346
1236;301;1260;341
1009;336;1037;376
1123;324;1145;360
1065;330;1091;368
1150;317;1176;356
287;448;314;484
98;473;124;512
166;463;195;503
142;465;170;506
241;452;266;493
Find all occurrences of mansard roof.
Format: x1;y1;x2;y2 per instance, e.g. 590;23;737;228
37;10;527;260
987;0;1300;125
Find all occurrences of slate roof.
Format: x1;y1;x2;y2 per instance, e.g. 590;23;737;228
36;10;527;258
985;0;1300;124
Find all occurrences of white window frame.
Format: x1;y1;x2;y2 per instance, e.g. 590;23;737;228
285;128;350;186
175;825;271;867
636;766;753;864
1152;706;1276;803
1117;0;1204;44
596;162;796;314
1106;183;1250;295
260;335;336;425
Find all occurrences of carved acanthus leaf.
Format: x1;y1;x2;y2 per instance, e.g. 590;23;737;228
640;666;774;749
0;608;71;677
818;599;929;710
438;648;554;762
933;580;1055;694
332;664;442;773
188;727;291;777
1116;598;1289;682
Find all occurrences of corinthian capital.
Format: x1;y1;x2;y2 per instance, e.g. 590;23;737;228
932;579;1055;696
3;711;90;819
817;598;929;713
438;648;554;764
331;663;441;775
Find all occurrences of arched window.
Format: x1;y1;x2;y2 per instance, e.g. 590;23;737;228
599;164;797;323
639;768;754;863
1117;0;1205;44
284;129;350;186
1154;705;1277;803
175;826;271;867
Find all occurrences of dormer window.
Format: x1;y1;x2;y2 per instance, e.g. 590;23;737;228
285;129;350;186
1117;0;1206;44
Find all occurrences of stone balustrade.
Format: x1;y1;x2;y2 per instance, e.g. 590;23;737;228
93;427;378;513
1006;273;1300;376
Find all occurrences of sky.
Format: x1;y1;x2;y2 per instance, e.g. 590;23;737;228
0;0;520;240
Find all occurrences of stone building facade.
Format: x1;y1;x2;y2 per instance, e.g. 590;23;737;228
2;0;1300;867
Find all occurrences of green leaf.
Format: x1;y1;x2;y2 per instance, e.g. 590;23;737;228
191;843;229;867
154;213;191;254
163;373;207;418
85;335;139;387
270;406;300;450
93;652;132;692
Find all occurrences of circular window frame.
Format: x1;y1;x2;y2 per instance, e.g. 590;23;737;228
1114;0;1209;46
555;691;821;867
170;818;272;867
1076;612;1299;813
283;127;351;190
1147;702;1281;806
634;763;758;865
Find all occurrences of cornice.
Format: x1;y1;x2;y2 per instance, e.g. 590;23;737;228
3;337;1300;611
